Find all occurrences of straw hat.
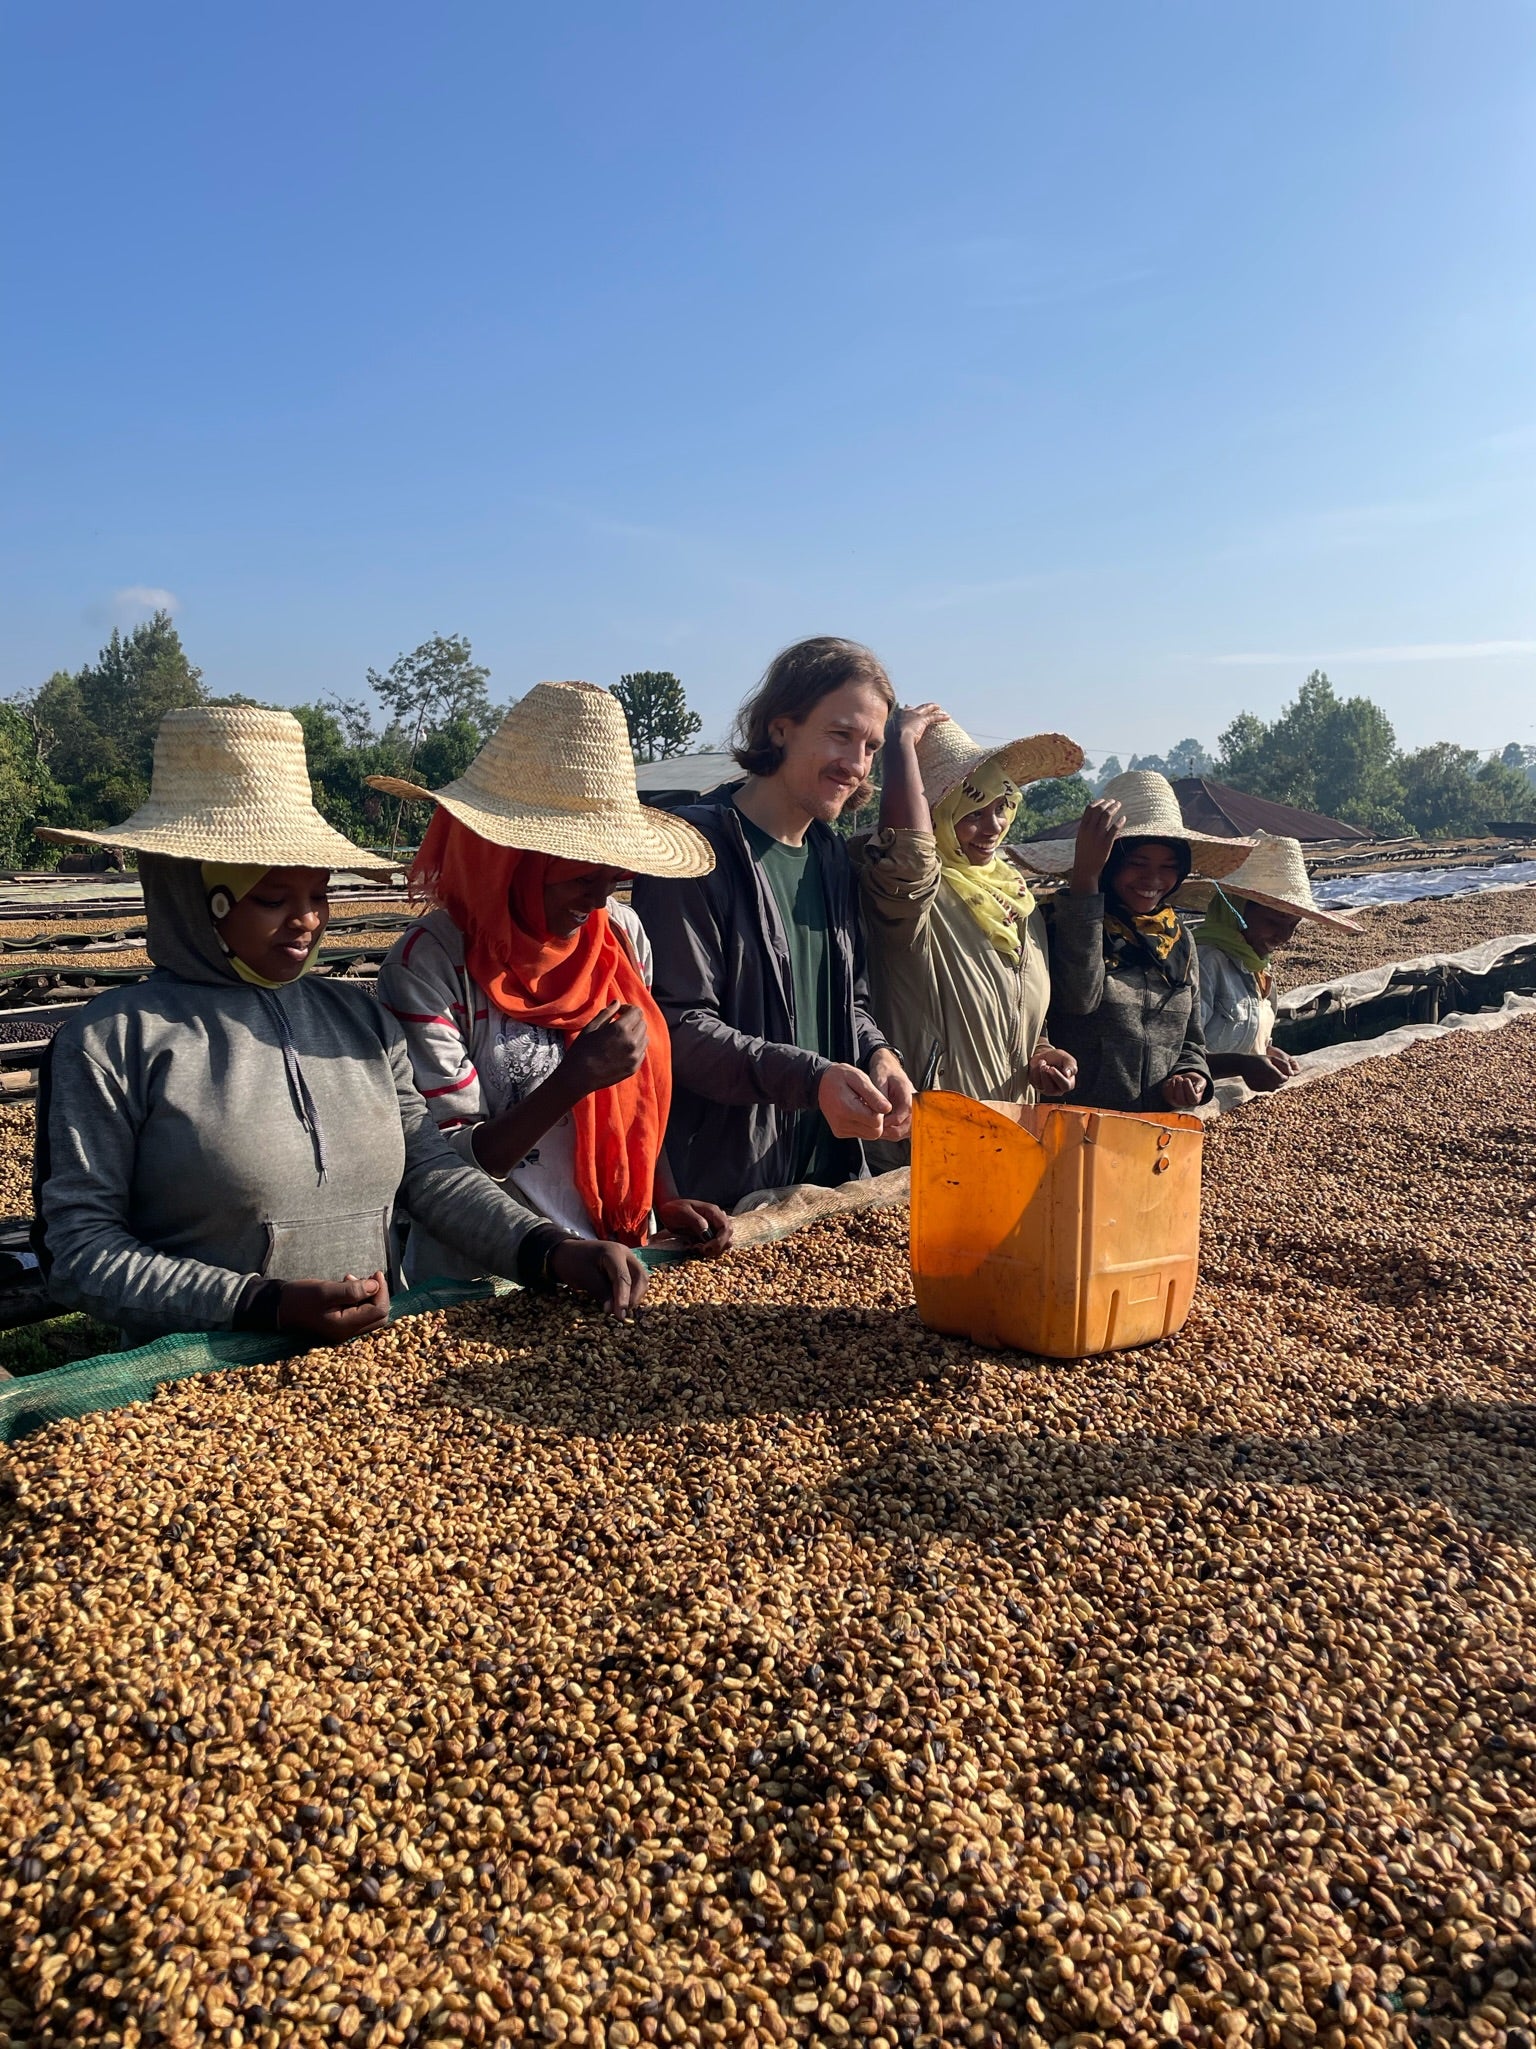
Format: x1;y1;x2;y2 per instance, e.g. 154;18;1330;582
1176;832;1364;930
917;716;1084;810
1023;769;1256;880
367;680;714;878
37;706;395;875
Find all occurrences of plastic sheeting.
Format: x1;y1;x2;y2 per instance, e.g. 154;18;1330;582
1213;991;1536;1114
1279;932;1536;1016
1312;857;1536;910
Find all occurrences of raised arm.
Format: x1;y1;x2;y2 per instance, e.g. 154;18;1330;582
390;1025;648;1312
877;703;948;835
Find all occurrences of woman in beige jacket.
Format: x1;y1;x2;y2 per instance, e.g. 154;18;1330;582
857;704;1085;1165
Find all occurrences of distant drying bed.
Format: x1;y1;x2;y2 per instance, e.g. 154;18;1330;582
0;908;412;976
2;1023;1535;2046
1275;884;1536;993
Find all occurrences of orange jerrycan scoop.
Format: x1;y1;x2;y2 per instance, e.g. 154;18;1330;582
910;1091;1203;1358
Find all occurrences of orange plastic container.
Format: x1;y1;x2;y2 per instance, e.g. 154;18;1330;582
910;1091;1203;1357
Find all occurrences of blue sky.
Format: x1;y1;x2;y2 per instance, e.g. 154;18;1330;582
3;1;1533;764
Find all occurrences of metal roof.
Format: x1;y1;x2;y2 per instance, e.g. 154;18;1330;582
1171;778;1371;843
632;752;745;804
1016;775;1371;853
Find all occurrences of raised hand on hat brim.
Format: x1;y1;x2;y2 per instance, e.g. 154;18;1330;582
1070;797;1125;895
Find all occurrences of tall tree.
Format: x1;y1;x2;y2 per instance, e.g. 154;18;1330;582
27;612;204;828
1216;671;1408;834
1400;745;1536;838
366;635;497;771
1128;738;1215;780
611;671;702;762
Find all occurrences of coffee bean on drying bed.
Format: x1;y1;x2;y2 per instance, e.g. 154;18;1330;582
1;1022;1535;2045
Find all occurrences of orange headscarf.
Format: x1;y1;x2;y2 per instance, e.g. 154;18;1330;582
411;810;671;1246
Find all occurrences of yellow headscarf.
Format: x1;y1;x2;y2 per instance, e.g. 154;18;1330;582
201;862;324;988
932;763;1036;964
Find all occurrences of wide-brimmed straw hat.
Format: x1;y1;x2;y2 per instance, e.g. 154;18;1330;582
37;706;395;875
1176;832;1365;930
1023;769;1256;880
917;715;1084;810
367;680;714;878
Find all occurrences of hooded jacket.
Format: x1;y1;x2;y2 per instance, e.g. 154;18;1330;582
34;857;562;1341
629;797;889;1208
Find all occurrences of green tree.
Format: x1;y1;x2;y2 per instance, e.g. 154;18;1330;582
1128;738;1214;780
0;703;65;869
1091;754;1123;793
25;612;204;829
366;635;497;772
611;671;702;762
1216;671;1408;834
1008;775;1094;843
1400;745;1536;838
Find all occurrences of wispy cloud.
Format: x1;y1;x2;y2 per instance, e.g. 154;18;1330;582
1214;640;1536;667
85;585;181;629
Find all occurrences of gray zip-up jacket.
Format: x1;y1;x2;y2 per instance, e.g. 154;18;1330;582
1043;892;1213;1113
35;974;560;1342
629;797;890;1209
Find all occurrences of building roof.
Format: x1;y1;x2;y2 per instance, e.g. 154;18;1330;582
1170;777;1370;843
1017;775;1371;856
632;752;745;806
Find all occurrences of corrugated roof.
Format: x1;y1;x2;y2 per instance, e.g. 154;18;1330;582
1017;776;1371;854
1171;778;1370;842
632;752;744;803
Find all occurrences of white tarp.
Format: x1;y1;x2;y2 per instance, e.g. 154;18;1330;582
1312;857;1536;909
1213;992;1536;1113
1279;932;1536;1015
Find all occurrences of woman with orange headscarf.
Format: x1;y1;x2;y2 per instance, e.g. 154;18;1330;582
373;682;734;1281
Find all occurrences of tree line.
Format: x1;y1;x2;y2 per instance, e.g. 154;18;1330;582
1093;673;1535;840
1;621;1531;869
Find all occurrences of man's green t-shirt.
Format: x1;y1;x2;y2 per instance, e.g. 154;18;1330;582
737;809;841;1185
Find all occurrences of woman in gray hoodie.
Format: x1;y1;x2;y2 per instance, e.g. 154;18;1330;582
34;708;647;1343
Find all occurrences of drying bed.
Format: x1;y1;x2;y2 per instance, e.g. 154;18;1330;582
1;1026;1535;2047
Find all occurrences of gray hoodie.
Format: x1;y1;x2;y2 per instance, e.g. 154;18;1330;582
34;857;560;1341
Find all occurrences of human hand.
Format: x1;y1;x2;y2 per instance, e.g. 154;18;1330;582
1029;1044;1078;1098
654;1199;735;1258
891;702;949;747
1266;1047;1300;1077
548;1238;649;1315
1159;1072;1207;1111
1071;797;1124;894
817;1062;893;1142
278;1271;390;1340
867;1048;915;1139
1238;1052;1294;1093
561;1003;648;1097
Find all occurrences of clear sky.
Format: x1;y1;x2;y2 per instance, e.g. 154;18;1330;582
4;1;1533;764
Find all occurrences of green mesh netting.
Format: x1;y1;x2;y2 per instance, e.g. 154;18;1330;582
0;1278;497;1446
0;1171;911;1448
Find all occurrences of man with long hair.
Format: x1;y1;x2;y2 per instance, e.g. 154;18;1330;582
631;637;915;1210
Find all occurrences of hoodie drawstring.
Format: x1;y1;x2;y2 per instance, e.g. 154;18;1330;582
259;990;329;1184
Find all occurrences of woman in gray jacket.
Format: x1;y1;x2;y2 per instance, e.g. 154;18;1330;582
34;708;647;1343
1034;771;1254;1116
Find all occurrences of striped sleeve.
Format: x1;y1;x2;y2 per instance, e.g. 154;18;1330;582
375;923;487;1160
